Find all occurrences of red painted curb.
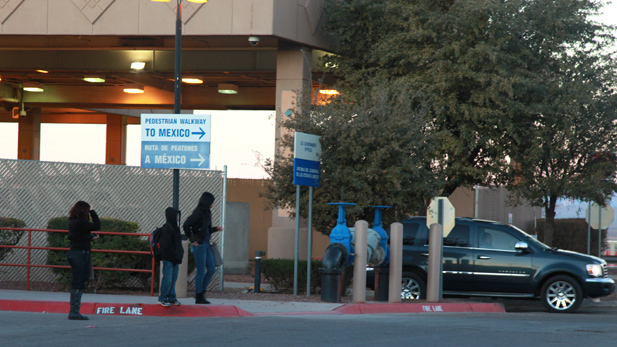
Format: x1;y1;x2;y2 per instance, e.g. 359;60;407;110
0;300;505;317
334;302;506;314
0;300;254;317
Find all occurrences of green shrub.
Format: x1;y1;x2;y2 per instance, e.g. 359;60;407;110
46;216;154;292
260;258;355;295
536;218;607;255
260;258;323;294
0;217;26;262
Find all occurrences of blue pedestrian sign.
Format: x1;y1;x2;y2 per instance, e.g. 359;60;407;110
140;114;211;169
293;132;321;187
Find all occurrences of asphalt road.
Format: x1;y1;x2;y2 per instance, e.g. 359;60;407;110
2;303;616;347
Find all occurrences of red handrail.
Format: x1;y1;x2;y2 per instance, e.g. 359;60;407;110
0;227;157;296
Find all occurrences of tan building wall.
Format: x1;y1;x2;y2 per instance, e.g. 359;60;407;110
226;178;330;263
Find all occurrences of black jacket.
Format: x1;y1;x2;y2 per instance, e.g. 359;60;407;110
160;207;184;264
68;210;101;251
183;192;218;244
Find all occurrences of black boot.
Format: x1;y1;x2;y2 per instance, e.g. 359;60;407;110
68;289;89;320
195;292;210;304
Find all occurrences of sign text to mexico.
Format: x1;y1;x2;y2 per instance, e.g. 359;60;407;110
293;132;321;187
140;114;211;169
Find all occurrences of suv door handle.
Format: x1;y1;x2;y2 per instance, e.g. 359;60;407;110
477;255;491;260
421;253;429;257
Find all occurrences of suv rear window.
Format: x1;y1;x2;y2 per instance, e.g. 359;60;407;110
425;224;471;247
402;223;419;245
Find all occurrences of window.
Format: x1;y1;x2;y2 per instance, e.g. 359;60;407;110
444;225;470;247
478;227;520;250
402;223;419;245
425;224;470;247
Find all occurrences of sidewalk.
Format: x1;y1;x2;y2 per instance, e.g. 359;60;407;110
0;285;506;317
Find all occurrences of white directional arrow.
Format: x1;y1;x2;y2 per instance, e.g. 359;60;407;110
190;154;206;166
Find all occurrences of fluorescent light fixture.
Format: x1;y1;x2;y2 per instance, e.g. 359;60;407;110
131;62;146;70
23;83;44;92
123;84;144;94
83;75;106;83
218;84;238;94
182;76;204;84
319;89;340;95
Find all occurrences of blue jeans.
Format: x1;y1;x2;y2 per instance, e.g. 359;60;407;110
67;250;90;291
191;243;216;294
158;260;179;302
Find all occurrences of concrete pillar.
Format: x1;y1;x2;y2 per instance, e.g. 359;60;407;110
17;107;41;160
105;114;127;165
389;222;403;303
267;43;313;257
352;220;368;303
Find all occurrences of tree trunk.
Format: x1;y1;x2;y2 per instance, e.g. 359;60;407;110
543;196;557;247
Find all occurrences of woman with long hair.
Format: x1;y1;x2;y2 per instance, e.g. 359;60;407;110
67;201;100;320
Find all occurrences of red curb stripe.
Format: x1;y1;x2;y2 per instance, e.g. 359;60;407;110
335;302;505;314
0;300;254;317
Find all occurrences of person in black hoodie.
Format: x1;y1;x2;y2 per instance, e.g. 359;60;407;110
183;192;223;304
67;201;100;320
157;207;184;307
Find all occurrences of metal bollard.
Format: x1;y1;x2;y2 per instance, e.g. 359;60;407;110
352;220;368;304
389;222;403;303
254;250;266;293
427;223;443;302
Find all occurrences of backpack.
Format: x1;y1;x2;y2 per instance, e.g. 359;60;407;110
149;226;163;261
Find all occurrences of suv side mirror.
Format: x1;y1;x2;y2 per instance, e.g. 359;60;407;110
515;241;529;253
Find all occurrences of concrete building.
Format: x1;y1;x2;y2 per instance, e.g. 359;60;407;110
0;1;540;272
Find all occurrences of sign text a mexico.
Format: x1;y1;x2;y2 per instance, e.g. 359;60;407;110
140;114;211;170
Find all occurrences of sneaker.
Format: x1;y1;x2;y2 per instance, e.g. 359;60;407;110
158;300;171;307
171;300;181;306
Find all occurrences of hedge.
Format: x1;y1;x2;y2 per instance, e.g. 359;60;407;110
46;216;153;292
0;217;26;262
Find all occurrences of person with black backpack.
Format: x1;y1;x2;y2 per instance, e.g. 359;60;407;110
157;207;184;307
183;192;223;304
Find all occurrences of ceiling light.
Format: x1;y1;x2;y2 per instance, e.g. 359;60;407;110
23;83;44;92
131;62;146;70
83;75;106;83
218;84;238;94
36;70;49;74
319;89;340;95
182;76;204;84
123;84;144;94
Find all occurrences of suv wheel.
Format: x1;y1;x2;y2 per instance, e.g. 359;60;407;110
540;275;583;313
401;272;426;300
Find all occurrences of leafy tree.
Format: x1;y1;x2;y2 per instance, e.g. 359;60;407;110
263;79;440;234
322;0;617;245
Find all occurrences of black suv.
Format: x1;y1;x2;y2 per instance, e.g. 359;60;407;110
396;217;615;313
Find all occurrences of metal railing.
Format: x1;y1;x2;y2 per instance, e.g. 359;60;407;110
0;227;156;296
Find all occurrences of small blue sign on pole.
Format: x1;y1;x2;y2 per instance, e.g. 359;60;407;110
140;114;211;170
293;132;321;187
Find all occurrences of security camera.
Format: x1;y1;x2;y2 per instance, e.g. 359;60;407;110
248;36;260;46
19;109;26;117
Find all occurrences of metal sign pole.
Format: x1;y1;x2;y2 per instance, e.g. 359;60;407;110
307;186;313;297
294;185;300;295
599;207;602;257
587;202;591;255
